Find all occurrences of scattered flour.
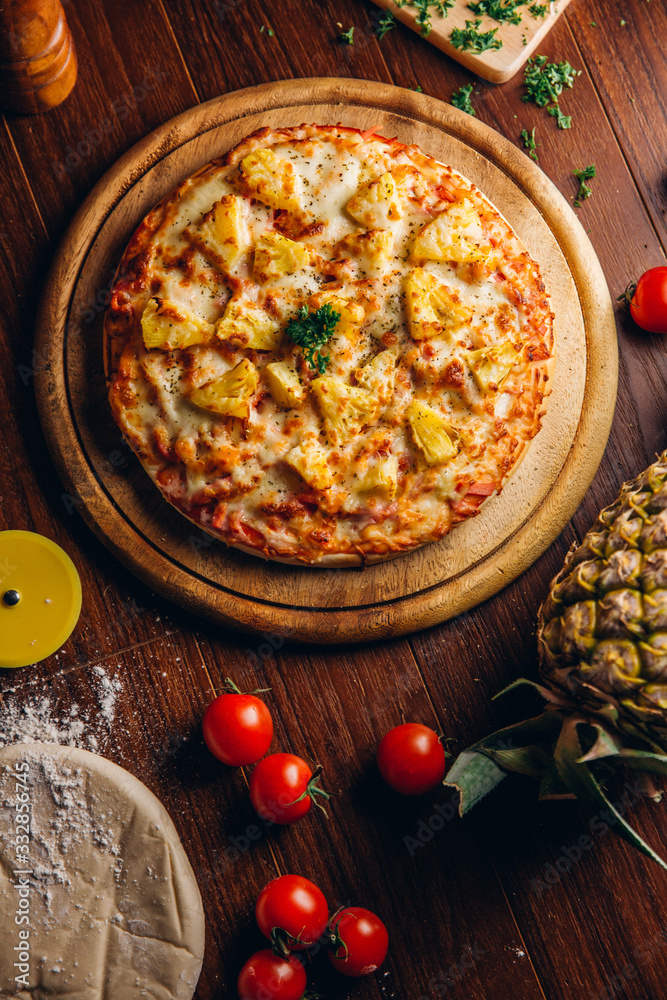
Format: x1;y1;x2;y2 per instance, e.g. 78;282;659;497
0;665;123;751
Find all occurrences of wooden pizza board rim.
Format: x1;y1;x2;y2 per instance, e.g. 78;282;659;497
35;77;618;644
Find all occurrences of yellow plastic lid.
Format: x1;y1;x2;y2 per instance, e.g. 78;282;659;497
0;530;82;669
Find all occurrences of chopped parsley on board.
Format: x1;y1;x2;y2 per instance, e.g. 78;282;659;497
547;104;572;128
375;10;397;39
395;0;455;37
450;18;502;52
286;305;341;374
573;165;597;207
520;127;539;161
451;83;476;115
467;0;523;25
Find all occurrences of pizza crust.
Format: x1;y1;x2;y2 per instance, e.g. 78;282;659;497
0;743;205;999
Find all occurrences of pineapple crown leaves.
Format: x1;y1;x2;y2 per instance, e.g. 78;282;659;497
445;678;667;870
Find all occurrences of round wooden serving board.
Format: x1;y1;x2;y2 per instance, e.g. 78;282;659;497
35;78;618;645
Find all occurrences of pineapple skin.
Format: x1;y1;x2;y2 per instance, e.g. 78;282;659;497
538;453;667;740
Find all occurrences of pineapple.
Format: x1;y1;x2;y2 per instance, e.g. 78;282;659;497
141;297;215;351
211;195;250;272
312;376;379;442
285;438;333;491
346;172;402;229
189;359;259;418
216;295;281;350
354;350;396;407
264;361;306;408
411;197;493;266
358;454;399;500
253;232;310;284
466;342;520;392
405;268;473;341
446;453;667;870
239;148;303;216
308;292;365;340
406;401;458;466
335;229;394;277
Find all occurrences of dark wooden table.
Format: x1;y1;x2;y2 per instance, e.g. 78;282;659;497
2;1;667;997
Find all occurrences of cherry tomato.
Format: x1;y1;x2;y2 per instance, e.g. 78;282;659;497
328;907;389;978
627;266;667;334
377;723;446;795
202;680;273;767
256;875;329;955
250;753;329;824
237;950;306;1000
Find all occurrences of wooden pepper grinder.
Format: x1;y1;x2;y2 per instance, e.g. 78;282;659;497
0;0;77;114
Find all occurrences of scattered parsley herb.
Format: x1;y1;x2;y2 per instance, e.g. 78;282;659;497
590;20;597;26
451;18;502;52
573;164;596;207
467;0;523;25
375;10;397;39
395;0;455;37
528;2;549;15
522;33;527;44
523;55;579;106
521;127;539;162
260;25;274;35
413;83;423;91
286;305;340;374
339;25;355;44
547;104;572;128
620;18;627;25
451;83;476;115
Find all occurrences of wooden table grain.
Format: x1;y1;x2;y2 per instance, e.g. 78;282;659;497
1;2;666;998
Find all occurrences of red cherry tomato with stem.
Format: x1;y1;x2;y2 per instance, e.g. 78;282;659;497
377;723;447;795
256;875;329;956
203;678;273;767
328;907;389;978
237;949;306;1000
623;266;667;334
250;753;330;825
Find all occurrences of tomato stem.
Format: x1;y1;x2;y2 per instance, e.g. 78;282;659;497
617;280;637;307
326;907;353;958
270;926;306;960
223;676;271;696
285;765;333;817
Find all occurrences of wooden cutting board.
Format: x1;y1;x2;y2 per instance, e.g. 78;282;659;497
34;77;616;645
370;0;574;83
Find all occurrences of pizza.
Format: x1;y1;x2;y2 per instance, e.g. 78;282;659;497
104;123;554;567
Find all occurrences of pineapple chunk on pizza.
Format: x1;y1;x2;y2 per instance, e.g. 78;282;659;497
215;295;282;350
466;342;520;392
189;358;259;418
311;376;379;442
212;195;251;272
404;268;473;341
253;232;310;284
335;229;393;277
285;437;333;491
239;148;303;216
358;454;399;499
264;361;306;408
407;401;458;466
308;292;365;339
411;198;494;265
347;172;402;229
354;350;396;407
141;297;215;351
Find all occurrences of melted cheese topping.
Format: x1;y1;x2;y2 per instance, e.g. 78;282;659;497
106;124;554;565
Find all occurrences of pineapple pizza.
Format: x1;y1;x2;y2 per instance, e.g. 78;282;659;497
104;124;554;566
